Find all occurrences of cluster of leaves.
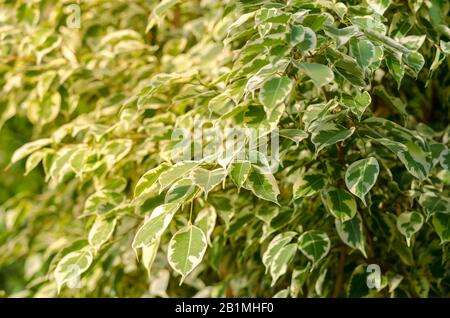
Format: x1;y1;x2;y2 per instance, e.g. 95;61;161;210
0;0;449;297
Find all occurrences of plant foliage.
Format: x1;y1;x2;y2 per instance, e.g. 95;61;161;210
0;0;449;298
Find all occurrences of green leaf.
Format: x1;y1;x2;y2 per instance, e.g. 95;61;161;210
167;225;207;284
432;213;450;243
270;243;297;286
367;0;392;15
294;62;334;87
54;247;93;293
288;25;305;47
158;162;200;192
132;203;180;249
322;187;357;221
311;123;355;155
11;138;53;164
297;230;330;265
230;161;252;188
345;157;380;205
88;217;117;251
191;167;226;198
341;91;372;120
293;172;327;200
396;212;424;246
194;205;217;245
165;178;199;204
350;38;375;69
259;75;293;110
419;192;450;216
279;129;308;144
246;166;280;204
440;148;450;170
134;163;171;198
262;231;297;273
142;239;160;279
397;142;431;181
324;25;358;47
297;27;316;52
386;54;405;88
335;213;366;257
290;263;311;297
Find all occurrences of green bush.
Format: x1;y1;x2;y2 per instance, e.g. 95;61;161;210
0;0;449;298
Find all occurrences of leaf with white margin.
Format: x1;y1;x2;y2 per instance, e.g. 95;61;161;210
293;172;327;201
230;161;252;188
322;187;357;221
335;213;367;257
142;239;159;279
288;24;305;47
158;162;200;192
345;157;379;205
396;212;424;246
298;230;330;265
297;27;316;53
194;205;217;245
367;0;392;15
168;225;207;284
290;263;311;297
432;213;450;243
191;167;226;198
165;178;199;204
341;91;372;121
279;129;308;145
102;139;133;168
440;148;450;170
88;217;117;251
350;39;375;69
246;166;280;204
311;123;355;155
323;25;358;47
11;138;53;164
270;243;297;286
294;62;334;87
397;142;431;181
134;163;170;198
418;192;450;216
372;138;408;154
54;247;93;293
259;75;293;110
262;231;297;274
132;203;180;249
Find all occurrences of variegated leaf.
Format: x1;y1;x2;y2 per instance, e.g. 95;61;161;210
132;203;180;249
88;217;117;251
298;230;330;265
270;243;297;286
230;161;252;188
191;167;226;198
396;211;424;246
246;166;280;204
262;231;297;273
134;163;171;198
322;187;357;221
293;172;327;201
168;225;207;284
194;205;217;245
259;75;293;110
335;213;366;257
345;157;379;205
311;123;355;155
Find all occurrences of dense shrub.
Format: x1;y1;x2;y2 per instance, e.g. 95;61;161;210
0;0;449;297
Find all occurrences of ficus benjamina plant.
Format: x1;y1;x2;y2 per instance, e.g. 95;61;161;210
0;0;449;298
